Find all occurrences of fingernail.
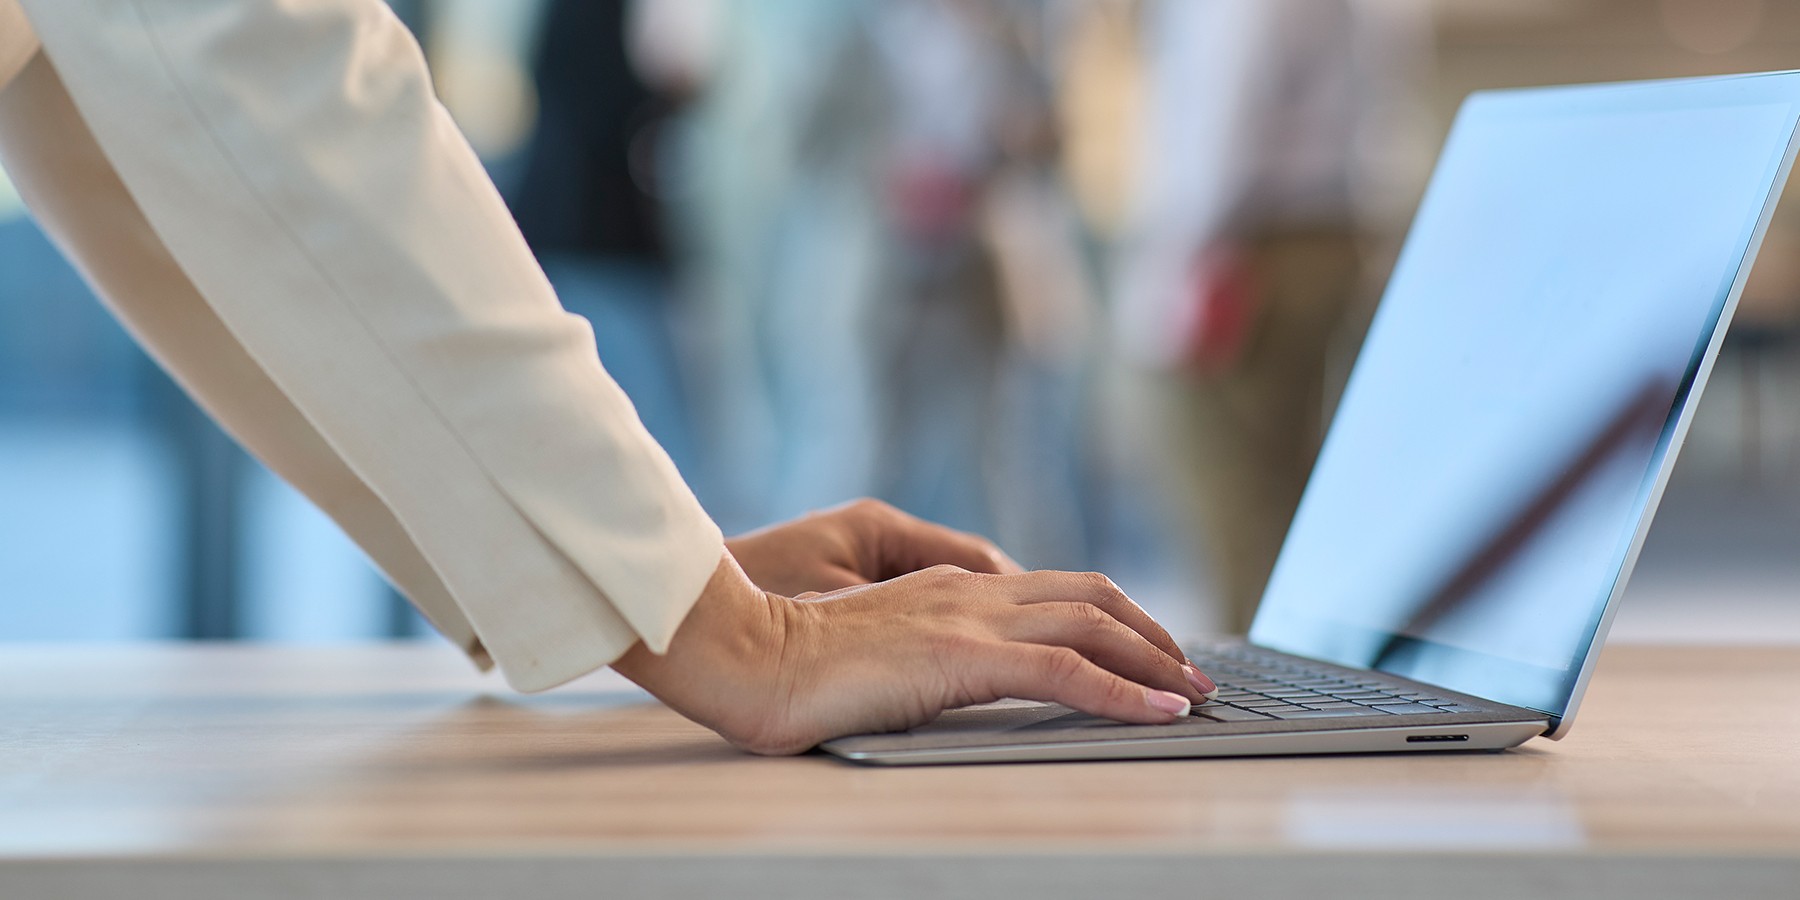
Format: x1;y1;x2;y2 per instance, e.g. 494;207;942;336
1182;665;1219;701
1145;689;1191;717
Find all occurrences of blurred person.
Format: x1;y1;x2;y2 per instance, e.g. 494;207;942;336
1083;0;1432;631
507;0;703;490
0;0;1217;753
654;0;892;531
865;0;1012;539
964;2;1113;571
867;0;1116;571
665;0;1111;570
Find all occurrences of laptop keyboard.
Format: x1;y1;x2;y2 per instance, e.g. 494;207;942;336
1188;645;1482;722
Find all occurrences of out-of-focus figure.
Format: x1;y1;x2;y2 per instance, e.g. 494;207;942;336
638;0;1431;624
644;0;891;532
861;0;1011;539
867;0;1102;565
652;0;1110;565
509;0;703;489
1083;0;1434;631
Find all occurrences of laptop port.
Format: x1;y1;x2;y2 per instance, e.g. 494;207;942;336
1406;734;1470;743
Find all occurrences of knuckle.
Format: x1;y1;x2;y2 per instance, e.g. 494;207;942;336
847;497;889;516
924;563;975;583
1036;646;1088;686
1086;577;1139;614
1101;675;1138;707
1067;602;1111;628
1078;571;1120;595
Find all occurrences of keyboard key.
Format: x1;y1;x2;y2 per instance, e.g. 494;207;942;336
1192;647;1482;718
1261;707;1392;719
1366;702;1447;714
1194;705;1273;722
1243;703;1306;714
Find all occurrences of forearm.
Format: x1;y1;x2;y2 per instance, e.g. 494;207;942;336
12;0;721;688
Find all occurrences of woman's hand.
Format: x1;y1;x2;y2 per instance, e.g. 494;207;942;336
612;554;1219;756
726;498;1023;598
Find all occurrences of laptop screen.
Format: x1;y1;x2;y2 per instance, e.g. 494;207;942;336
1248;73;1800;718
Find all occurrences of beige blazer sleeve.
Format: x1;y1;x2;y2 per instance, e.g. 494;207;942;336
0;0;724;691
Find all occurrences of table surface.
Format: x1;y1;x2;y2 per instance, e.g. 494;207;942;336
3;642;1798;898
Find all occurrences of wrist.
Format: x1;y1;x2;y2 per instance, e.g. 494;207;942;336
611;553;802;749
614;553;777;678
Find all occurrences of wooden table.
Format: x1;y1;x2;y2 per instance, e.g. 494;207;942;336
3;643;1797;899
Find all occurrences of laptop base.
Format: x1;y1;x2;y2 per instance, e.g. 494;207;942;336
825;716;1547;766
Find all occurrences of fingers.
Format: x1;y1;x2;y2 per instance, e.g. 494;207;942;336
1003;602;1208;703
973;644;1192;725
847;499;1023;579
995;571;1193;669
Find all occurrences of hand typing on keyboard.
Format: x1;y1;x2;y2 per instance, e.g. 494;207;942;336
616;559;1220;755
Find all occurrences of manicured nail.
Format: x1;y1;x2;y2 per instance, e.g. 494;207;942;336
1182;664;1219;701
1146;689;1191;717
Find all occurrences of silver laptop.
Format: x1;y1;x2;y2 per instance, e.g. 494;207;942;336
825;70;1800;765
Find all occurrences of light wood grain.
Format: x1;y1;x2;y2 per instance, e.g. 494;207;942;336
2;642;1797;898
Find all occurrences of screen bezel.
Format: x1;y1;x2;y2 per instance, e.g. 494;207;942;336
1246;71;1800;737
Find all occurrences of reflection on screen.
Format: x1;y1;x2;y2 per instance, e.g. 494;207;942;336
1249;77;1800;717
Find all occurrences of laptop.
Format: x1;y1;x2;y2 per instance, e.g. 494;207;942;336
824;70;1800;765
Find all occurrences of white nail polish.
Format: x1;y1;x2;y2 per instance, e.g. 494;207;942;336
1182;664;1220;702
1146;689;1191;717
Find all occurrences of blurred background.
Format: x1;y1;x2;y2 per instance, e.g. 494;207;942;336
1;0;1796;647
